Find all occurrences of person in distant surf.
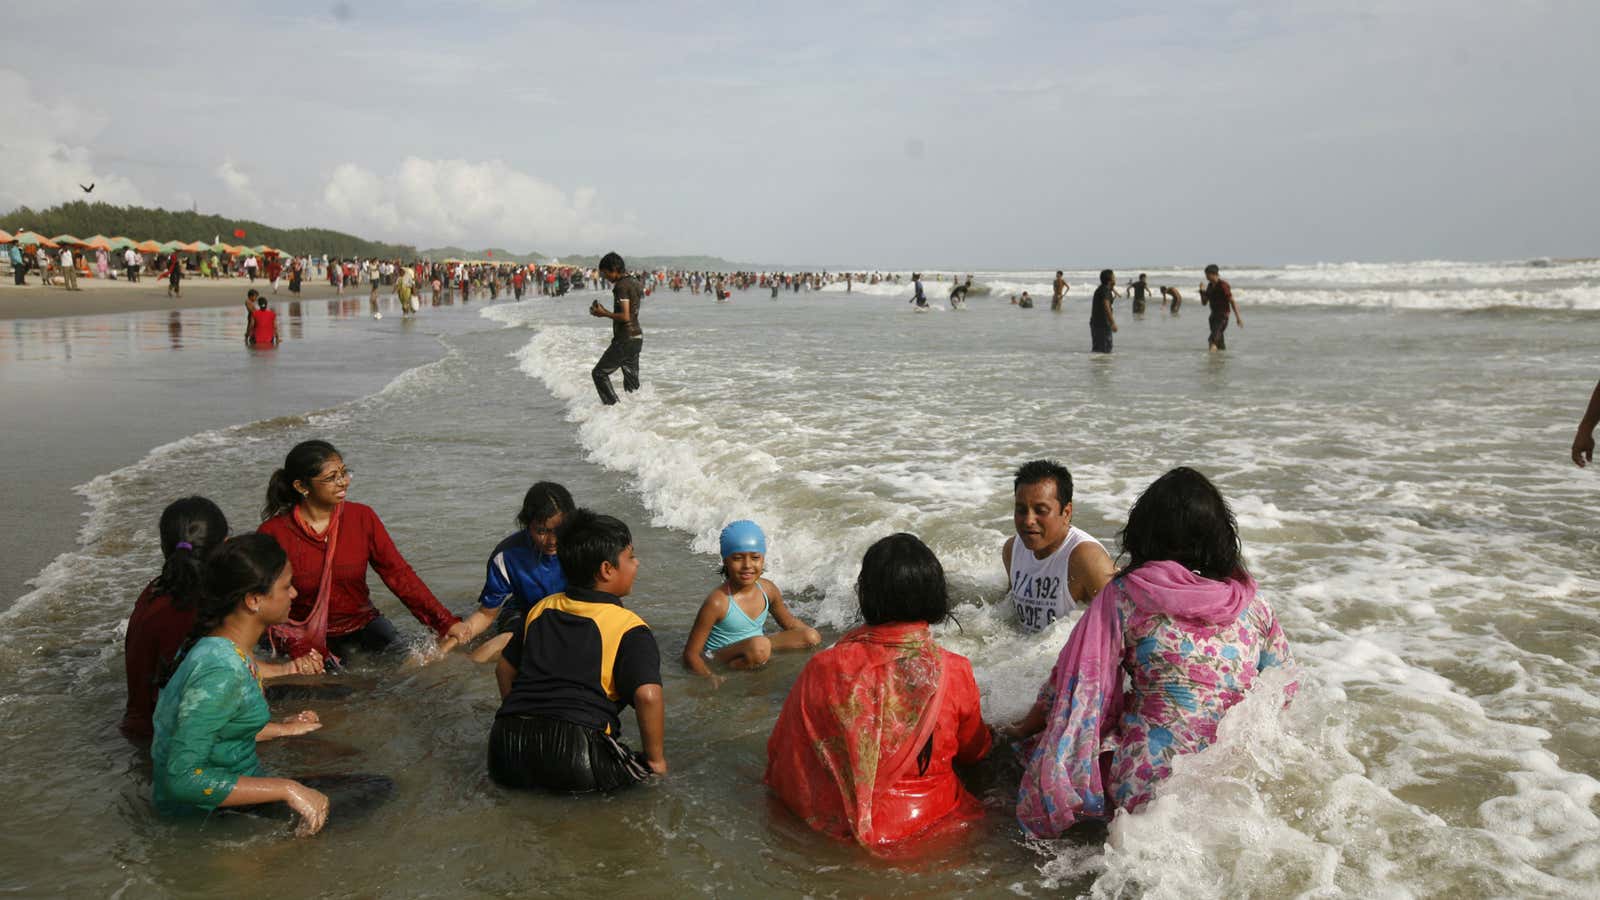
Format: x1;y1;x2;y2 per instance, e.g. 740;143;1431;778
1005;467;1296;837
441;482;576;663
258;439;469;663
1130;273;1151;316
489;509;666;791
948;275;972;309
765;533;991;850
246;296;279;347
1572;378;1600;467
1090;269;1117;353
681;520;821;687
589;251;644;406
1003;459;1114;634
1018;291;1034;309
1052;270;1069;311
1200;264;1242;351
1160;285;1182;314
909;273;928;308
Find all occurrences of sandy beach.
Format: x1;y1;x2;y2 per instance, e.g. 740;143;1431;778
0;273;345;320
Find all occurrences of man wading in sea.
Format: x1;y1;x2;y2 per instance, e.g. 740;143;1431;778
590;251;644;405
1200;264;1243;351
1052;270;1069;311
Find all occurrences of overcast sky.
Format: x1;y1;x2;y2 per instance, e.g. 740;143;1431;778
2;0;1595;268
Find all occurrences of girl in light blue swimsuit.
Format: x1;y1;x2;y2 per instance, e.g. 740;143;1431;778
682;520;822;685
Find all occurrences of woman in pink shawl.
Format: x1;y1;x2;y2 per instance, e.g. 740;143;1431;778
766;534;991;850
1002;467;1295;837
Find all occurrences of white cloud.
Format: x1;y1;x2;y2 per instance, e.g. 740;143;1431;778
214;159;259;208
318;157;635;251
0;69;145;210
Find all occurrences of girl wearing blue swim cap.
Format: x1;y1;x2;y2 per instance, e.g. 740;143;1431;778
682;520;822;686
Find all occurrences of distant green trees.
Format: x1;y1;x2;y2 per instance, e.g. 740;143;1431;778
1;201;417;258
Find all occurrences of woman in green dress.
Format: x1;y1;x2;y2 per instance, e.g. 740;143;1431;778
151;534;330;835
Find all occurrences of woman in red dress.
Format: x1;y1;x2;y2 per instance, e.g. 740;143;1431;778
765;533;991;850
257;440;469;664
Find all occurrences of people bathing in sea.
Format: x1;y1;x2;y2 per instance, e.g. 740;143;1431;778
681;520;821;686
1091;270;1118;353
1018;291;1034;309
1130;274;1151;316
1572;377;1600;467
257;440;470;664
765;533;991;849
1004;467;1295;836
590;251;644;406
149;533;393;835
443;482;576;662
489;509;667;791
246;295;279;347
1004;459;1115;633
1160;285;1182;314
1200;264;1242;350
122;497;322;742
909;273;928;308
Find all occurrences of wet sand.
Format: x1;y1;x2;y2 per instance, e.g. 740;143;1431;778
0;274;349;320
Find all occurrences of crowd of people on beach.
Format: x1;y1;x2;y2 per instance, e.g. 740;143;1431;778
122;426;1296;849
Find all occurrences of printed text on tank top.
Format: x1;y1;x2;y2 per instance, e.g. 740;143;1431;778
1008;526;1103;633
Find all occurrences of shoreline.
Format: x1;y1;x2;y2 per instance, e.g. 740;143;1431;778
0;276;354;320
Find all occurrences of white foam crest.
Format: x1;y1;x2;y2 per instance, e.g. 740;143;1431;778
1239;285;1600;311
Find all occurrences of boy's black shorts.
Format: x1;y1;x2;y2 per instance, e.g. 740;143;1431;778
488;714;651;793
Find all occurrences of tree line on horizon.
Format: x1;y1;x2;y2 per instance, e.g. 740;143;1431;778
1;201;417;259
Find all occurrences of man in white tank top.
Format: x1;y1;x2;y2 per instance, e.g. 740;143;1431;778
1002;459;1115;634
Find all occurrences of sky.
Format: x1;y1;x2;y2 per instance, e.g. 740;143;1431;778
1;0;1595;268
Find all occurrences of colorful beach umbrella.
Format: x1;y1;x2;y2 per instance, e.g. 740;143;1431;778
82;236;113;251
107;236;135;250
51;234;86;246
190;240;212;252
158;240;184;253
134;239;162;253
15;231;60;249
0;228;13;244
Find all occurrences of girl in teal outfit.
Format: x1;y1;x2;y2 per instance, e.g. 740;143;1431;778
681;520;821;686
151;534;329;835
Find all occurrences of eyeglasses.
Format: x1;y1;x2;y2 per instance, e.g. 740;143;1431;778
315;468;353;485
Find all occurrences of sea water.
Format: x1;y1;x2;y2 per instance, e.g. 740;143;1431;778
1;259;1596;897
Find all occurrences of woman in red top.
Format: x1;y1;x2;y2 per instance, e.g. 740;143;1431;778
246;296;279;347
766;533;991;851
257;440;469;662
122;496;321;741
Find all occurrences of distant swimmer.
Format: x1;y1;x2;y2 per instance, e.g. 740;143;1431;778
1130;274;1151;316
1573;378;1600;467
1160;285;1182;314
949;275;972;309
1018;291;1034;309
1052;271;1069;311
1002;460;1114;634
1200;264;1243;351
909;273;929;308
1090;269;1117;353
247;296;280;347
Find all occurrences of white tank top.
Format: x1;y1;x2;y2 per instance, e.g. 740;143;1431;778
1008;526;1104;633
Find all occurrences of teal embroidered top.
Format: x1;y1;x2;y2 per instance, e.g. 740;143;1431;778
151;637;269;816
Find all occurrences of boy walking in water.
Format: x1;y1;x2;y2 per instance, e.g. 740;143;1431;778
1090;269;1117;353
1200;264;1243;351
589;251;644;405
1052;270;1069;311
1002;460;1115;633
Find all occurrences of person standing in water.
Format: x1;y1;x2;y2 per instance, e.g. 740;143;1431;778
1200;264;1242;351
1090;269;1117;354
1130;274;1151;316
246;296;279;347
1160;285;1182;314
1572;378;1600;467
589;251;643;406
1052;271;1069;311
1003;460;1115;634
909;273;928;308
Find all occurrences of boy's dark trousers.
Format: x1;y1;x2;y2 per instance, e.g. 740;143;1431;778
592;337;643;405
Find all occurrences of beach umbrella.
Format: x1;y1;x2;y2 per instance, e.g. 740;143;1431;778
158;240;184;253
107;236;135;250
134;239;162;252
15;231;60;249
0;228;13;244
51;234;87;246
83;236;112;250
191;240;212;252
177;241;203;253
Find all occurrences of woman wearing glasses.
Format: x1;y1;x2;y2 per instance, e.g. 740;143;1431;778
259;439;469;664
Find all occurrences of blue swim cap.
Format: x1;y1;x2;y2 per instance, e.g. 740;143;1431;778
719;520;767;557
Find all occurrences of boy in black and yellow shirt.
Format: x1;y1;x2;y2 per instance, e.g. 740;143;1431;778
490;509;666;792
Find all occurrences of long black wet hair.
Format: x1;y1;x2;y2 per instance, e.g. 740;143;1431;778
516;481;576;530
155;497;229;611
157;533;287;689
856;533;951;626
262;439;342;521
1116;467;1246;581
